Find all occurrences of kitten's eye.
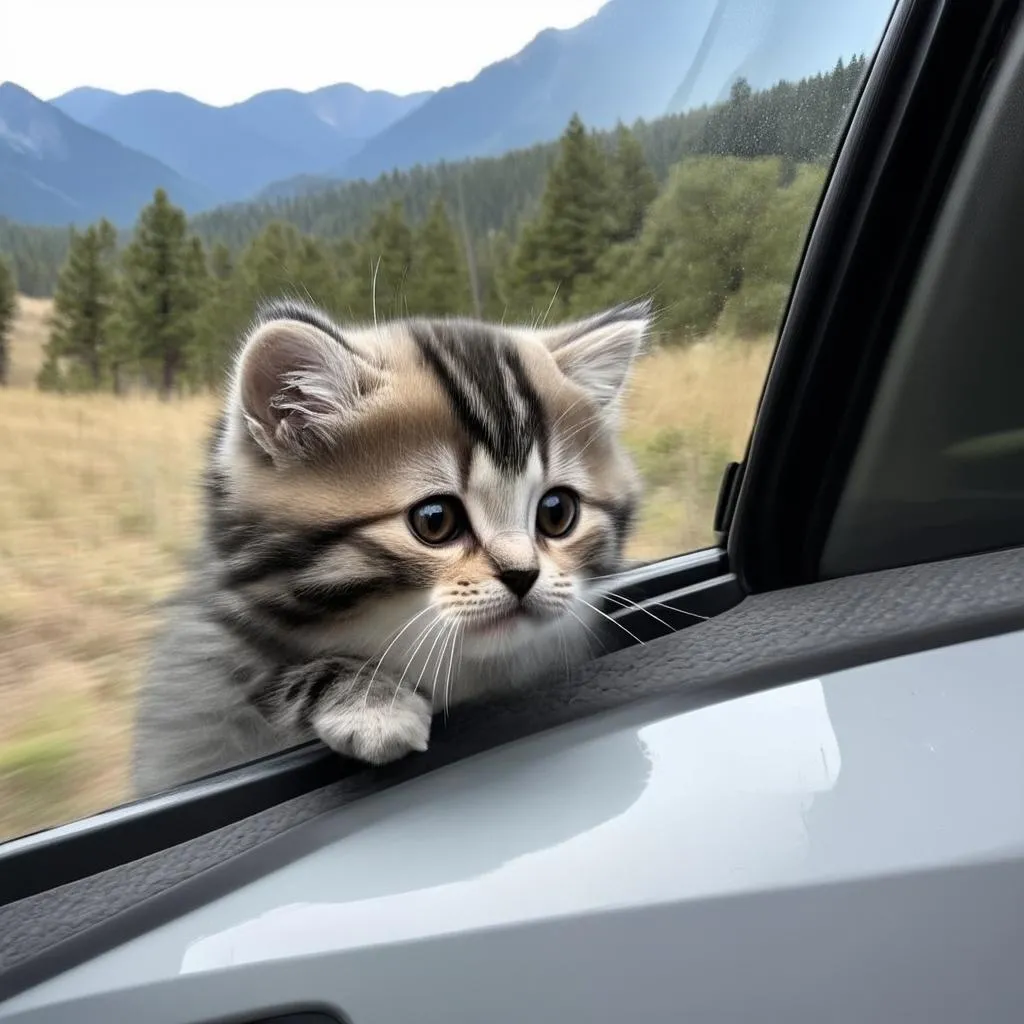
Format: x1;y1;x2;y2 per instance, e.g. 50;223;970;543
408;497;465;545
536;488;579;539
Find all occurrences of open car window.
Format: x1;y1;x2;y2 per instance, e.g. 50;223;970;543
0;0;895;847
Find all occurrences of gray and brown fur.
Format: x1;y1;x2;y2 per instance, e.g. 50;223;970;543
131;299;649;796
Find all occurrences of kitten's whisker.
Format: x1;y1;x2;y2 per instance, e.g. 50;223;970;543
561;423;607;454
564;605;608;654
575;420;610;457
443;622;463;721
361;605;436;707
391;614;443;710
601;592;678;630
351;611;419;686
575;597;646;646
431;623;459;709
558;622;571;678
415;619;451;695
557;407;602;435
540;283;561;326
582;569;633;584
370;255;382;332
370;604;435;673
635;597;711;622
550;394;588;432
559;411;605;443
426;625;451;708
595;589;711;623
400;614;442;661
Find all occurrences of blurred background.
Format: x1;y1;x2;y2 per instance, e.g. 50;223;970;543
0;0;893;840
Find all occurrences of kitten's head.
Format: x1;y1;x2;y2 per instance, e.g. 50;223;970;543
212;299;647;663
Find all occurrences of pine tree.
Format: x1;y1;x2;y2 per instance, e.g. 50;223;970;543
104;278;141;396
117;190;198;397
184;237;210;302
0;255;15;386
191;243;240;390
0;218;69;298
42;220;118;389
479;229;514;320
295;235;339;311
409;198;470;316
610;123;658;243
506;114;613;316
238;221;304;304
331;236;364;318
209;241;233;283
180;236;213;390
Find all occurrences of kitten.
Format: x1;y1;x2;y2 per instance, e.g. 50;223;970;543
131;299;648;797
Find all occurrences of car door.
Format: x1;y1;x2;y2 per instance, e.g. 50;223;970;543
5;0;1024;1021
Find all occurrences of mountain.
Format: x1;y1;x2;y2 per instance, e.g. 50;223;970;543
60;89;312;202
5;0;892;228
52;84;430;203
49;86;121;125
228;84;432;151
3;57;864;297
0;82;214;227
334;0;893;183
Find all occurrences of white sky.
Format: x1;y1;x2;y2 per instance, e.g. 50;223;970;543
1;0;607;105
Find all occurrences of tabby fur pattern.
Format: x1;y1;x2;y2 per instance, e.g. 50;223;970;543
131;299;649;796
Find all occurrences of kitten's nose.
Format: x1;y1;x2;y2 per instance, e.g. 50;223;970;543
498;567;539;600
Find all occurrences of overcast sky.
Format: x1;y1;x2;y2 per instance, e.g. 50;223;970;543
2;0;607;105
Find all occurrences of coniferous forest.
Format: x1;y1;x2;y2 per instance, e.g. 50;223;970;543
0;56;865;396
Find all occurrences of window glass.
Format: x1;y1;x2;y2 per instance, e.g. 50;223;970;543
823;38;1024;578
824;322;1024;576
0;0;894;840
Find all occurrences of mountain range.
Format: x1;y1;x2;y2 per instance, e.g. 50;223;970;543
51;84;431;201
0;81;214;226
336;0;892;185
0;0;895;229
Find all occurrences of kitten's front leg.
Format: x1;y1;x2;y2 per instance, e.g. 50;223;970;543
274;657;432;765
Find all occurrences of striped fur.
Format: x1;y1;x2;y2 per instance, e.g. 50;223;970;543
131;299;649;796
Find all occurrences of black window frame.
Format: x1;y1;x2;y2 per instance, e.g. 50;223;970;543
724;0;1023;593
820;5;1024;577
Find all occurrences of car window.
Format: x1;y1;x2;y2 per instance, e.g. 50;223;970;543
0;0;895;842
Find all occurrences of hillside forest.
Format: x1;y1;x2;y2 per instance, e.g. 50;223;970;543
0;57;864;392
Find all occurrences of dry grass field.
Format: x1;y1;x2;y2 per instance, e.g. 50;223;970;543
0;295;772;840
6;296;52;389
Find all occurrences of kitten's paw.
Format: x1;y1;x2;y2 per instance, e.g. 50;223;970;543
312;690;432;765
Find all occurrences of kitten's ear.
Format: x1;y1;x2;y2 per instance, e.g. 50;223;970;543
234;316;384;463
542;301;652;410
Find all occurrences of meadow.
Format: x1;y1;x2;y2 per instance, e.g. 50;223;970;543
0;296;772;840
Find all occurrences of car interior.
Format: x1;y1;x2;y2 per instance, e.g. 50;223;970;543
4;0;1024;1019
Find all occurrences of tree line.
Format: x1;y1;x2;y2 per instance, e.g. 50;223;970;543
0;56;866;300
0;55;865;393
30;189;486;396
